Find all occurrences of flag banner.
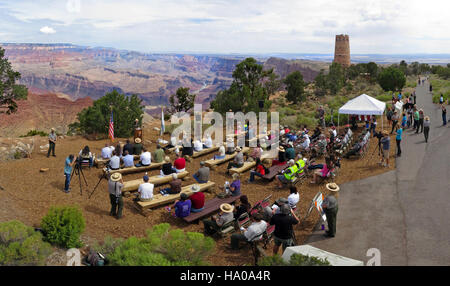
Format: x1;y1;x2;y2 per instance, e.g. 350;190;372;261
109;111;114;142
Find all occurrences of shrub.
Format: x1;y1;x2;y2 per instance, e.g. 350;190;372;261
0;220;52;266
106;223;215;266
41;206;86;249
296;114;317;129
258;253;331;266
375;94;392;102
19;130;48;138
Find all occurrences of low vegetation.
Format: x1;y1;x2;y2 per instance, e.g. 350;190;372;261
0;220;52;266
40;206;86;249
19;129;48;137
94;223;215;266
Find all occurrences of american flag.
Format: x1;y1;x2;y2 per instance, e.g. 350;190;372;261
109;111;114;142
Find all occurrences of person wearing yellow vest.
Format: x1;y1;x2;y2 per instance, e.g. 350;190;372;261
276;160;297;188
295;156;308;175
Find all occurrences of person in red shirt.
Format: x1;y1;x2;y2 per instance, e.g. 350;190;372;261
189;185;205;212
248;158;266;182
173;153;186;172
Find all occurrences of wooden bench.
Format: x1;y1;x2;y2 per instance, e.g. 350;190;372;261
191;146;220;158
122;171;190;193
134;181;216;215
247;134;267;145
104;161;167;175
183;195;242;224
261;163;288;181
229;161;256;174
204;147;250;170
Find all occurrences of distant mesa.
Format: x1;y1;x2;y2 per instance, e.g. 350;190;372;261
334;34;350;67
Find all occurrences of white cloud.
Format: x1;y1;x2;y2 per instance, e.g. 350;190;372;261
40;26;56;34
1;0;450;53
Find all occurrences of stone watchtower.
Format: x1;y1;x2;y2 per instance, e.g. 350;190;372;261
333;34;350;67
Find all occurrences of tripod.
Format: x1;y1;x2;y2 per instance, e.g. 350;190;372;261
70;160;88;195
88;168;109;199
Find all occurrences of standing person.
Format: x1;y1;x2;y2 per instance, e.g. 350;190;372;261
430;83;433;93
269;204;299;255
108;173;124;219
370;116;377;135
47;128;57;157
318;106;325;128
401;113;407;129
442;105;447;126
416;109;424;133
413;107;420;132
380;131;390;167
424;116;431;143
63;154;76;193
396;126;403;157
322;195;338;238
413;91;417;105
390;111;399;134
440;94;444;105
386;107;393;127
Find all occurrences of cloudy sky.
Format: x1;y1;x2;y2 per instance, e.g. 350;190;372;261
1;0;450;54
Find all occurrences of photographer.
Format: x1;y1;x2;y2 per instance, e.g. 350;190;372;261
64;154;76;193
269;204;299;255
108;173;124;219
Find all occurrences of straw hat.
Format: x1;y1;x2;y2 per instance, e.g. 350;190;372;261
326;183;340;192
425;116;430;121
276;197;288;205
277;146;285;152
235;146;241;152
227;137;234;143
135;138;142;144
51;128;55;132
191;184;201;193
220;203;234;213
232;173;240;180
110;173;122;182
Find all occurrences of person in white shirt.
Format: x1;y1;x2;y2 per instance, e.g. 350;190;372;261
122;150;134;168
203;135;213;149
101;144;113;159
299;134;310;150
109;152;121;170
288;186;300;209
137;175;154;202
139;148;151;166
193;139;203;152
230;213;267;250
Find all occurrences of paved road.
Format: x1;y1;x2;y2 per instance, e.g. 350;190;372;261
306;78;450;265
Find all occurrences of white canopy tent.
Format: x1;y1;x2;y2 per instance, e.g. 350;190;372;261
338;93;386;131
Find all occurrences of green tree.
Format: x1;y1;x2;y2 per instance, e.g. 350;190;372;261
284;71;306;104
0;46;28;114
264;71;282;97
0;220;52;266
377;67;406;92
169;87;196;113
366;62;379;81
327;62;345;94
210;57;273;114
41;206;86;249
70;90;144;138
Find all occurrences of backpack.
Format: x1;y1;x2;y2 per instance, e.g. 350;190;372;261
85;250;105;266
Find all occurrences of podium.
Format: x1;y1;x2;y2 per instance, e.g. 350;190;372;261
134;128;142;141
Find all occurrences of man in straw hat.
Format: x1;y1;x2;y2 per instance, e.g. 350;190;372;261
189;184;205;213
322;186;339;238
133;137;143;155
423;115;431;143
269;204;299;255
47;128;57;157
108;173;124;219
202;203;235;236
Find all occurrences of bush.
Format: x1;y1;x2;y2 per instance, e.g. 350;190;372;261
106;223;215;266
19;130;48;137
258;253;331;266
41;206;86;249
296;114;318;129
375;94;392;102
0;220;52;266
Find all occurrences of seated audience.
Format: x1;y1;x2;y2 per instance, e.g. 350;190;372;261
310;157;332;184
202;203;235;235
137;175;154;202
123;139;134;155
230;213;267;250
109;151;121;170
248;158;266;182
271;146;287;166
101;143;113;159
152;144;165;163
160;156;176;176
160;173;182;195
173;153;186;173
275;160;297;188
203;135;213;149
193;139;203;152
189;185;205;213
226;147;244;172
79;145;93;167
138;148;152;166
193;161;210;184
234;195;251;219
285;142;295;160
214;144;226;160
171;193;191;218
121;150;135;168
229;173;241;197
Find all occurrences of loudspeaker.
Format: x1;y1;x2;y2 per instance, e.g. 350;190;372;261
258;100;264;109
